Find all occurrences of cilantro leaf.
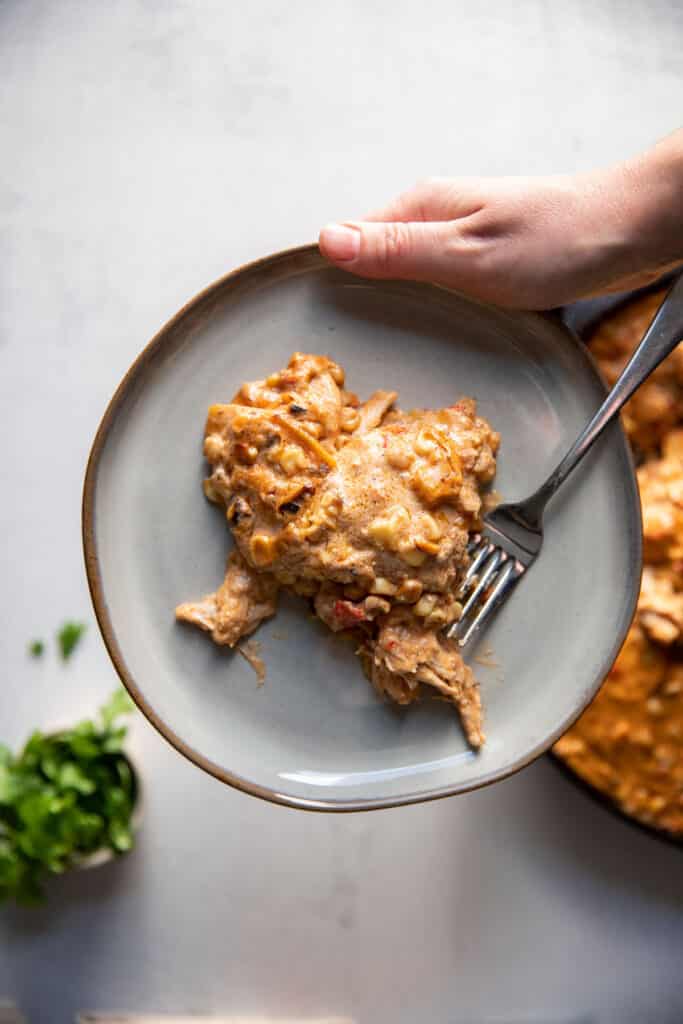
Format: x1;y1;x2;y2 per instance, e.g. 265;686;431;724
57;621;87;661
28;640;45;658
109;820;133;852
0;687;137;906
99;688;135;729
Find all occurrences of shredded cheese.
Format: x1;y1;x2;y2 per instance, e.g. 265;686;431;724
273;412;337;468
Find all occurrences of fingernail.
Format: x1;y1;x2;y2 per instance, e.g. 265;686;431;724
319;223;360;262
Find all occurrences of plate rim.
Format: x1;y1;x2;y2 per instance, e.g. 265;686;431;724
82;243;642;812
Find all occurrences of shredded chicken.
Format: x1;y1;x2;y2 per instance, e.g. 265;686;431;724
176;550;278;647
238;640;267;684
355;390;398;434
361;607;485;748
176;352;500;746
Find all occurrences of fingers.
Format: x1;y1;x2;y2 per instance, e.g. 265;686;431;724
318;179;486;284
318;219;457;281
363;178;484;223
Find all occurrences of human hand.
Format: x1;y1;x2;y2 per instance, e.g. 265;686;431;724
319;134;683;310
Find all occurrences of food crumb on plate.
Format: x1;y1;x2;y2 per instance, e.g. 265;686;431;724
238;640;266;685
474;646;500;669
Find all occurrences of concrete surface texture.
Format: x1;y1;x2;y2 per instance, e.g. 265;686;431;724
2;1;683;1022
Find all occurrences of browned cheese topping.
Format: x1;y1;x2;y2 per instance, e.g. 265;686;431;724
176;352;500;747
554;292;683;835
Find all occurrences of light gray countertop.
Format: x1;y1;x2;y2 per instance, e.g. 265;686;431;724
2;2;683;1022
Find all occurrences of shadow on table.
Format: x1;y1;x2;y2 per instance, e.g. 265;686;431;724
510;757;683;908
1;847;140;937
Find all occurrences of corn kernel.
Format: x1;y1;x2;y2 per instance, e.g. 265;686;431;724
278;444;309;475
202;478;220;503
204;434;223;461
415;539;440;556
414;594;437;617
396;579;423;603
250;533;277;566
372;577;398;596
341;408;361;433
400;547;426;567
415;427;438;457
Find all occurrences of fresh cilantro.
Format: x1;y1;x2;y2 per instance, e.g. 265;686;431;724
28;640;44;658
0;689;137;906
57;621;87;661
99;688;135;729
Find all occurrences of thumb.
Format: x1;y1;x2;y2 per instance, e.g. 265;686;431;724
318;220;454;281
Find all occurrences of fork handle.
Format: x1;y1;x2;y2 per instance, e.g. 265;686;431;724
523;272;683;523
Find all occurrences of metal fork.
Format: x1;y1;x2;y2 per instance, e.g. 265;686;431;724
448;273;683;649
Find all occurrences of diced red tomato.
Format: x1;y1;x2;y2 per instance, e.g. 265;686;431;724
333;600;367;628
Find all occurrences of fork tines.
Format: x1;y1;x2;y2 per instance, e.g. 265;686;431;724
447;534;524;648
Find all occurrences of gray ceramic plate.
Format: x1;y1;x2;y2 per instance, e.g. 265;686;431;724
83;245;641;811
